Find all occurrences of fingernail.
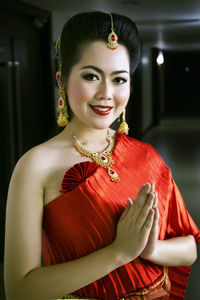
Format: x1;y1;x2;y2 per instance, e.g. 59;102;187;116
145;183;150;192
127;198;131;204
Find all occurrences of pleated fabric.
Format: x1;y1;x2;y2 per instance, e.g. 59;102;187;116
42;132;200;300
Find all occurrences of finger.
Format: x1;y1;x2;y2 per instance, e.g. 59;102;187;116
150;207;159;237
150;182;155;193
154;206;159;221
136;192;155;227
129;183;152;220
141;208;154;235
140;183;151;201
120;198;133;221
136;184;146;200
151;182;157;207
144;183;151;194
135;183;151;210
137;183;151;201
152;207;159;228
131;197;136;203
127;184;146;217
153;191;158;208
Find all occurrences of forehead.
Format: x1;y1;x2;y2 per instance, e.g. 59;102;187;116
75;41;130;72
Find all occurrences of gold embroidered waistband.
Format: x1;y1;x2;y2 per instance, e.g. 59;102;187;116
58;266;169;300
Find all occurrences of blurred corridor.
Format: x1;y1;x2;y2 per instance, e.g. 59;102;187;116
142;116;200;300
1;0;200;299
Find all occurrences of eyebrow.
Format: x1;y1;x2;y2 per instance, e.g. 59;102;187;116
79;65;129;75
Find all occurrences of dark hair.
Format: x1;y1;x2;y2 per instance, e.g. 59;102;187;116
58;11;141;121
59;11;141;82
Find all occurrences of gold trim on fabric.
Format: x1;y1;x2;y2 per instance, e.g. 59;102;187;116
58;296;91;299
120;266;168;299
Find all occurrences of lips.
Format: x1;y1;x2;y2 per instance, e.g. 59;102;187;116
89;105;113;115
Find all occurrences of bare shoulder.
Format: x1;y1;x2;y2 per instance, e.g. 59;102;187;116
10;127;117;202
13;131;71;183
12;127;116;184
5;132;72;284
7;130;70;213
12;146;50;191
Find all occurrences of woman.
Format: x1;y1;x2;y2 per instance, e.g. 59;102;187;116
4;11;199;300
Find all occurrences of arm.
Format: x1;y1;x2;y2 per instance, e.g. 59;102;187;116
21;243;120;300
4;147;123;300
140;183;197;266
4;155;155;300
145;235;197;267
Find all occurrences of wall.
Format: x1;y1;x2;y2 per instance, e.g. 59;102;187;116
52;11;75;41
141;44;153;132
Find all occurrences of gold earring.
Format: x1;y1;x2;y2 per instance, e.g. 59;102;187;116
57;87;69;127
118;109;129;135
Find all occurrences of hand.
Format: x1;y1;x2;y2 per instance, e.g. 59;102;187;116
140;183;160;260
111;183;155;265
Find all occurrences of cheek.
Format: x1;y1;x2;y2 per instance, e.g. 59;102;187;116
116;88;130;106
68;81;94;104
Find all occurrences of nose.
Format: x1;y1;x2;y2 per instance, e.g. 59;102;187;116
95;80;113;101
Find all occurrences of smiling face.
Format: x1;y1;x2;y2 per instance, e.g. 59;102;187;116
65;40;131;130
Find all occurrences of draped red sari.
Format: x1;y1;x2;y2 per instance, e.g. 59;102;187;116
42;132;200;300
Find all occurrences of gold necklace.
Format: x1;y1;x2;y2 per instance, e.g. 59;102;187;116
72;129;119;182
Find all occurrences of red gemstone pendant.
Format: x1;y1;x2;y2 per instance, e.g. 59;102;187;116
99;153;109;164
108;167;119;182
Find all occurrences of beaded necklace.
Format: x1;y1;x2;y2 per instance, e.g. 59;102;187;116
72;129;119;182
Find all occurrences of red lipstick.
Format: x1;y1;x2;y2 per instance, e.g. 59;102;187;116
89;105;113;116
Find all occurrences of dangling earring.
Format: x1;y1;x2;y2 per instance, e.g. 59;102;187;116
118;109;129;135
57;87;69;127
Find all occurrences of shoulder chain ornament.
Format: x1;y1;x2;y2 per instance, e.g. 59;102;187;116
73;129;119;182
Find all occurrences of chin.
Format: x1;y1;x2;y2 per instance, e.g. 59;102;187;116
82;117;110;130
91;124;110;130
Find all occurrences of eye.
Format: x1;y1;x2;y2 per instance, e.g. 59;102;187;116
82;73;99;81
114;77;128;84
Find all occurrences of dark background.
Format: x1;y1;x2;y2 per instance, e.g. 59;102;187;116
0;1;200;299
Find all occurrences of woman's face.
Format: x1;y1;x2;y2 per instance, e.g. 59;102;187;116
66;40;131;130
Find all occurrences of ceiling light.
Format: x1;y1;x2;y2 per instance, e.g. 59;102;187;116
156;51;164;65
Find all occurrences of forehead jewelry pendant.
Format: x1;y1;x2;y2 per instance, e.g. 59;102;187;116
107;13;118;50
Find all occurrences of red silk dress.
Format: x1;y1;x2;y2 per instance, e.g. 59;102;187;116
42;132;200;300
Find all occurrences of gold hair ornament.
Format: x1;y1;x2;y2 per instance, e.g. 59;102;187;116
118;109;129;135
55;36;61;56
107;13;118;50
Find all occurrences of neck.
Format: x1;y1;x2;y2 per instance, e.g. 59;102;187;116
63;118;110;149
